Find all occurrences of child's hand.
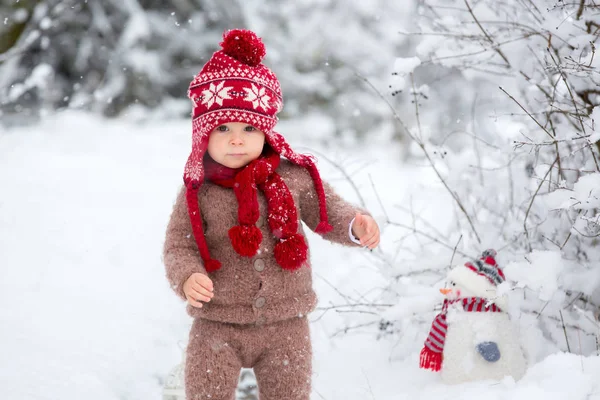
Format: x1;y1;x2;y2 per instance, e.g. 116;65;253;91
351;213;380;249
183;272;214;308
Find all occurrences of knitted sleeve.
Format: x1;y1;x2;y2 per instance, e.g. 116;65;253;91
163;186;208;301
296;167;367;247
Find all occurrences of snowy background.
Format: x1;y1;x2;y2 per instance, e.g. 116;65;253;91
2;1;600;399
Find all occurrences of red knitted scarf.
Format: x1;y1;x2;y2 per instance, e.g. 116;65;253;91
204;147;308;271
419;297;502;372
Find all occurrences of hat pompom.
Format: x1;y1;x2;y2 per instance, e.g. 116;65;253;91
229;225;262;256
315;221;333;235
220;29;266;67
274;233;308;271
204;259;222;273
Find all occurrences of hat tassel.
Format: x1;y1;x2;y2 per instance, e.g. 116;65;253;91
305;161;333;234
186;186;222;272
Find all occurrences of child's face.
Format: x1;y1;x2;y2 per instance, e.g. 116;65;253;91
207;122;266;168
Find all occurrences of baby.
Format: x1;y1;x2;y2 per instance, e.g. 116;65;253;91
163;29;380;400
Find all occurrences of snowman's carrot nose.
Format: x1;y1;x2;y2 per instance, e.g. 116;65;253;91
439;288;452;295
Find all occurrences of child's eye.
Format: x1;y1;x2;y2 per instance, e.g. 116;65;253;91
244;125;256;132
216;125;228;132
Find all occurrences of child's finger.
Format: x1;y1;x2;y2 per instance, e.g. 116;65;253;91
365;232;381;248
189;288;212;302
199;282;215;293
192;284;214;298
361;231;376;243
196;276;214;291
186;295;203;308
364;237;377;248
370;235;381;248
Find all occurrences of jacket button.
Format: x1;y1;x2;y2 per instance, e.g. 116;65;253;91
255;297;266;308
254;258;265;272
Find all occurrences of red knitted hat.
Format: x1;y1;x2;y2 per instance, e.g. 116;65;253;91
184;29;332;272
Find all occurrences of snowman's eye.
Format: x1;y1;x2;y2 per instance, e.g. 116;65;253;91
451;282;456;286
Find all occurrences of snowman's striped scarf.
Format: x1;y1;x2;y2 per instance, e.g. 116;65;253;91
419;297;502;372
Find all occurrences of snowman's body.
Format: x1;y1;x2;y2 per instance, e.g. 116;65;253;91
441;302;526;384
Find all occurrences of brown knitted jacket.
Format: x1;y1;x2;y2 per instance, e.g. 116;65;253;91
163;160;363;325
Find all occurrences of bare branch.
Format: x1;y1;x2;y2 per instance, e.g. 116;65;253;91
499;86;556;141
388;220;471;258
524;157;560;251
463;0;511;67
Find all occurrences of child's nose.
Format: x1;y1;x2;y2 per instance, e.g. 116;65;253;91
229;131;244;145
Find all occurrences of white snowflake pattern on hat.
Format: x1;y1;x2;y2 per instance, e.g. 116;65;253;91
243;83;271;111
201;81;233;108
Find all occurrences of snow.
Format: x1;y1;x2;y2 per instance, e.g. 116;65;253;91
393;57;422;75
504;251;565;302
545;173;600;210
1;111;599;399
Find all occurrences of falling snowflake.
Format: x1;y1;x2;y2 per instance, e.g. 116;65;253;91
243;83;271;111
201;81;233;108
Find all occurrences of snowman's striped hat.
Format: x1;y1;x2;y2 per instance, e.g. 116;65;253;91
447;249;505;301
465;249;505;286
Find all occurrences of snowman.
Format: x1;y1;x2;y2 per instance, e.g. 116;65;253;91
419;249;526;384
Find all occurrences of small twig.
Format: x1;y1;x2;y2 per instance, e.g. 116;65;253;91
335;310;380;316
547;47;600;172
331;321;379;338
352;69;414;141
398;31;484;40
315;273;359;305
388;221;471;258
537;300;551;319
450;235;463;267
393;204;448;239
355;68;482;243
576;0;586;20
471;94;484;186
302;148;367;208
561;210;583;249
463;0;511;67
523;157;560;251
316;303;395;310
547;114;564;181
368;173;390;223
361;369;376;400
421;33;538;64
578;329;584;371
440;129;502;149
411;72;425;143
410;73;482;243
559;310;572;352
513;134;593;147
499;86;556;141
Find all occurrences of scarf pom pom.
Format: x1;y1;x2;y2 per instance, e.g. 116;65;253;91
204;259;222;273
315;221;333;235
274;233;308;271
419;347;443;372
229;225;262;256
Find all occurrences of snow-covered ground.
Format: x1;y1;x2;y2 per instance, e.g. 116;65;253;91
1;111;599;399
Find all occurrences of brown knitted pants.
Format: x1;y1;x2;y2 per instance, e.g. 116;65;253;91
185;316;312;400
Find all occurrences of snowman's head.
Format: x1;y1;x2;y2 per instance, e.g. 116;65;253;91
439;278;479;301
440;249;507;309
